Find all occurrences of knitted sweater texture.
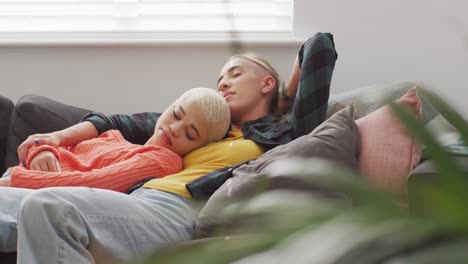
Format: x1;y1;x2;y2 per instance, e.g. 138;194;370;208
9;130;182;192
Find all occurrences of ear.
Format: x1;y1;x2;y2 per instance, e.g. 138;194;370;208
261;75;276;95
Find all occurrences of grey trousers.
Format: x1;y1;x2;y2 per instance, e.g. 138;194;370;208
0;187;197;264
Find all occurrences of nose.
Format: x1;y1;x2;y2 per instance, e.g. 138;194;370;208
168;123;182;137
218;80;231;92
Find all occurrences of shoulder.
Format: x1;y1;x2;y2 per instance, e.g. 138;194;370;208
204;132;265;164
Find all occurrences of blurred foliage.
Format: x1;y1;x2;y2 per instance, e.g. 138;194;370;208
134;88;467;264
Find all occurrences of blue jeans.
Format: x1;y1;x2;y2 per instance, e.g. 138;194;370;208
0;187;197;263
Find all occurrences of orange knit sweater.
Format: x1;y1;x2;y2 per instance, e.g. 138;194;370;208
9;130;182;192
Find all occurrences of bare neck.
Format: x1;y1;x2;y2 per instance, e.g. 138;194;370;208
231;103;270;130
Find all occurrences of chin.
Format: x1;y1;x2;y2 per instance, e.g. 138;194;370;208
172;150;184;156
228;103;241;114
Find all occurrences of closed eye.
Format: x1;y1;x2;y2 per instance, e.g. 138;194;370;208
173;110;180;120
186;131;194;141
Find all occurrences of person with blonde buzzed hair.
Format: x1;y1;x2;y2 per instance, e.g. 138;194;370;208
167;87;231;144
144;87;230;156
0;87;230;192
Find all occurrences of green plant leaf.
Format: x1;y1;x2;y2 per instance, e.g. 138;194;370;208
391;103;468;231
391;103;466;186
419;89;468;146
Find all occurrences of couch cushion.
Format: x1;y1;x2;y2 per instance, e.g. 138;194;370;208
411;156;468;176
196;105;361;238
356;87;423;194
408;156;468;214
327;81;438;125
0;95;14;174
423;114;468;157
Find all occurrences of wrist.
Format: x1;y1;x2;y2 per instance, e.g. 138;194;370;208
52;131;64;146
27;146;61;169
281;82;295;105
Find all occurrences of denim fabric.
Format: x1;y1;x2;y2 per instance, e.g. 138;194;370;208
16;187;196;264
0;187;32;252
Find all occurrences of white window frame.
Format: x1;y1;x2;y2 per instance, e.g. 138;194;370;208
0;0;295;45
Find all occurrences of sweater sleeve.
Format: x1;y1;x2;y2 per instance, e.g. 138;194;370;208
10;147;182;193
26;145;61;169
290;32;338;139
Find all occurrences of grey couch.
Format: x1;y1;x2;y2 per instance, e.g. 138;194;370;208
1;81;466;262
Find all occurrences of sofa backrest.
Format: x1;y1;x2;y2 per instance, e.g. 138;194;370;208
327;81;439;125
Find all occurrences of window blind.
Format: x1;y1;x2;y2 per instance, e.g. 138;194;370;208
0;0;293;33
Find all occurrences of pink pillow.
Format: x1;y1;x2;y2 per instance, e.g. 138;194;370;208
356;87;422;194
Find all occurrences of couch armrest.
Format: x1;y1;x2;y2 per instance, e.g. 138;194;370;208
408;156;468;215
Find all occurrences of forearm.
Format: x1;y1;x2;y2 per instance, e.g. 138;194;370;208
10;150;182;192
53;121;99;147
287;56;301;100
18;121;100;165
278;56;301;113
82;112;159;145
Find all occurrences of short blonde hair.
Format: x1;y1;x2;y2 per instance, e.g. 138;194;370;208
179;87;231;143
228;53;281;114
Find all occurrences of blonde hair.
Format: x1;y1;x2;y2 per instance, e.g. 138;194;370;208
179;87;231;143
228;53;281;114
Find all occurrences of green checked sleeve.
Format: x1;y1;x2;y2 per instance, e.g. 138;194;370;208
81;112;161;145
291;32;338;139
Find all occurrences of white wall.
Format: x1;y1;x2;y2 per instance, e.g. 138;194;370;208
0;43;298;114
0;0;467;117
295;0;468;117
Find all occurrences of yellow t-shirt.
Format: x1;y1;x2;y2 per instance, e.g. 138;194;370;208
143;129;264;198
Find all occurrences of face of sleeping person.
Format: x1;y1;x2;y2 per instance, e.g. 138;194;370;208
217;57;275;126
145;96;211;156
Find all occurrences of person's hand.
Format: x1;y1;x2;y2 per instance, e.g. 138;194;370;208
277;94;292;114
18;133;60;166
28;151;61;172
